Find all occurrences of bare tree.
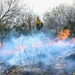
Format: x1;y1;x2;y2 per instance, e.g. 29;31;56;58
24;12;36;30
13;9;36;35
0;0;28;25
0;0;28;46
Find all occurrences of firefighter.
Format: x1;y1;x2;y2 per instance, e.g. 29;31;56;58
36;16;43;30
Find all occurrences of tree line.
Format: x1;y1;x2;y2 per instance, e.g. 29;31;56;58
0;0;75;41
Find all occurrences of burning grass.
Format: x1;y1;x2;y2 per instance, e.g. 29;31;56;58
0;32;75;75
58;28;70;40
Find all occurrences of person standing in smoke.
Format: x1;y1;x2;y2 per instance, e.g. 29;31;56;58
36;16;43;30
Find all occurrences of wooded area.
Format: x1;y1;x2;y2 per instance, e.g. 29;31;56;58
0;0;75;75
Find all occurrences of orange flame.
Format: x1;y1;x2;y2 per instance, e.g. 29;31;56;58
58;29;70;40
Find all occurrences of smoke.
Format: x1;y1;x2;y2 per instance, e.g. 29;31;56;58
0;31;75;74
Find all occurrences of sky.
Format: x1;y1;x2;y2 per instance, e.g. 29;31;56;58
23;0;73;14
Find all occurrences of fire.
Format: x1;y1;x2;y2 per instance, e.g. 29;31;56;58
58;29;70;40
0;43;3;47
0;32;74;57
72;38;75;44
32;42;43;48
0;43;2;47
18;45;25;52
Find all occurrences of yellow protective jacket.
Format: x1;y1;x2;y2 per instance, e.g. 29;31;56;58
36;19;41;25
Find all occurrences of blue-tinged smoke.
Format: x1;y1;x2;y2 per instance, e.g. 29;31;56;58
0;32;75;74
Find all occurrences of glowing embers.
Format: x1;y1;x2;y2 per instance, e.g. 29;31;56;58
58;29;70;40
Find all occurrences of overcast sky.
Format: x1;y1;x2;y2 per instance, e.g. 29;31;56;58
20;0;73;19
